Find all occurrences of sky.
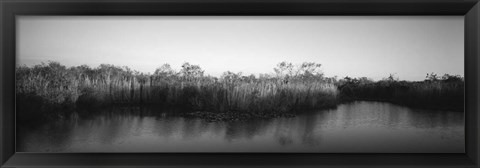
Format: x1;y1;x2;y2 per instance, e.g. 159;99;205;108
17;16;464;81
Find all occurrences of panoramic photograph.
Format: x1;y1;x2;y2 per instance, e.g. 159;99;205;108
16;16;464;153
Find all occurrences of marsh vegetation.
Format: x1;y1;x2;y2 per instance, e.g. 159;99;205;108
338;73;464;111
16;61;464;122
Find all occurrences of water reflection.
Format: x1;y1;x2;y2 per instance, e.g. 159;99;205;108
17;101;464;153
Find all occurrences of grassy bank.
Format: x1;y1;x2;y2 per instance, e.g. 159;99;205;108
16;62;339;121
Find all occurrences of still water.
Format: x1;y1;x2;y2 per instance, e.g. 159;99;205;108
17;101;464;153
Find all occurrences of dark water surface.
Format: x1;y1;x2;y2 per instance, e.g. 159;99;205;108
17;101;464;153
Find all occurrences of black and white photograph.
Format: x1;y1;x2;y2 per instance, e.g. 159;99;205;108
16;16;464;153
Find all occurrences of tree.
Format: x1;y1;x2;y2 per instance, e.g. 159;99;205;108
441;74;463;82
384;73;399;82
352;77;373;85
180;62;204;80
297;62;323;80
273;61;324;82
425;73;439;82
154;64;175;77
274;61;294;77
243;74;257;83
221;71;242;83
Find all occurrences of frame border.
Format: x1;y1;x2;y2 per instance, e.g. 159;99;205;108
1;0;479;167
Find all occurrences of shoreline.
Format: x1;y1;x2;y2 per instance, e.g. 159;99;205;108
16;98;464;125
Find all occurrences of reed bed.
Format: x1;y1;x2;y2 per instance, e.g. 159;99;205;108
16;62;339;120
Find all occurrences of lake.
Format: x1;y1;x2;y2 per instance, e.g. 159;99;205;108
17;101;464;153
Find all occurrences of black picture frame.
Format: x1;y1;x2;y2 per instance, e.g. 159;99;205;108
1;0;479;167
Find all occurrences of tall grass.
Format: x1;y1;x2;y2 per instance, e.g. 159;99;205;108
16;62;339;120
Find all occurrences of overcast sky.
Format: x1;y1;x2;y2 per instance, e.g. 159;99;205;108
17;16;463;81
